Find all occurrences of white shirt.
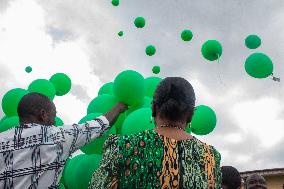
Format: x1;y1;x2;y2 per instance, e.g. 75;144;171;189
0;116;109;189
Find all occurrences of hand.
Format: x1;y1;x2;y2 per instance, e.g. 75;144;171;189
103;102;128;126
113;102;128;114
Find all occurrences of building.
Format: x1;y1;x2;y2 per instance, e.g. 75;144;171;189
240;168;284;189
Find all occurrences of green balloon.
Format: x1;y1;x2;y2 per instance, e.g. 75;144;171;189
25;66;32;73
134;17;146;28
73;154;102;189
201;40;222;61
145;45;156;56
28;79;56;100
190;105;217;135
245;34;261;49
121;108;155;135
181;29;193;41
145;77;162;97
1;88;29;117
87;94;118;114
245;53;273;79
141;97;153;108
55;117;64;126
113;70;145;106
152;66;160;74
118;31;123;37
0;116;7;124
59;182;65;189
112;0;119;6
79;113;116;154
98;82;114;96
50;73;72;96
0;116;19;132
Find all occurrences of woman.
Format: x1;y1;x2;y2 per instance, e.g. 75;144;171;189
89;77;222;189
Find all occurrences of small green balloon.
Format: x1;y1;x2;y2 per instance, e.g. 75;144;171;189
25;66;32;73
134;17;146;28
50;73;72;96
112;0;119;6
113;70;145;106
201;40;222;61
28;79;56;100
181;29;193;41
118;31;123;37
98;82;114;96
245;34;261;49
245;53;273;79
121;108;155;135
145;45;156;56
190;105;217;135
1;88;29;117
0;116;19;132
87;94;118;114
55;117;64;126
145;77;162;97
152;66;160;74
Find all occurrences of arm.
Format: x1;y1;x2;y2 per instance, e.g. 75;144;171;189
89;135;119;189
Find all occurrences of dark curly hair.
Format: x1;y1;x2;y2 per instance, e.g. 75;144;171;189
221;166;241;189
153;77;195;122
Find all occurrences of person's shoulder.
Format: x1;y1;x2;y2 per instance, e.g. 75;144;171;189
192;137;221;160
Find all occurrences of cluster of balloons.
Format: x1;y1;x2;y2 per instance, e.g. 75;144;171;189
0;73;72;132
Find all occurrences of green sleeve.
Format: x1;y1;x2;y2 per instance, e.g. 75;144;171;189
89;135;119;189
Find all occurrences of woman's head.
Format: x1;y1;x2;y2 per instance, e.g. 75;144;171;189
153;77;195;126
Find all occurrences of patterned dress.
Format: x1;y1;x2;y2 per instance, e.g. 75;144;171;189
89;129;221;189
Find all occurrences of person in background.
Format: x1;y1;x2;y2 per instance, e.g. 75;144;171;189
89;77;222;189
245;174;267;189
221;166;241;189
0;92;127;188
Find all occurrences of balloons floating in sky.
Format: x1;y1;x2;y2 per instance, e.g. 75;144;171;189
181;29;193;41
152;66;160;74
118;31;123;37
201;40;223;61
113;70;145;106
145;77;162;97
1;88;29;117
98;82;114;96
245;34;261;49
50;73;72;96
145;45;156;56
245;53;273;79
28;79;56;100
87;94;118;114
134;17;146;28
25;66;32;73
55;117;64;126
190;105;217;135
111;0;119;6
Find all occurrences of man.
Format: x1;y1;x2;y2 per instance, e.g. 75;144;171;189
245;174;267;189
0;92;127;188
221;166;242;189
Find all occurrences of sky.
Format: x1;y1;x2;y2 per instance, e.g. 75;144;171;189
0;0;284;172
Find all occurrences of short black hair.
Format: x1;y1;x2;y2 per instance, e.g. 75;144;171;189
222;166;241;189
17;92;54;119
153;77;195;122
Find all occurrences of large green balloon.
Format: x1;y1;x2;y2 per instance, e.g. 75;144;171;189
87;94;118;114
145;45;156;56
113;70;145;106
1;88;29;117
0;116;7;124
134;17;146;28
181;29;193;41
121;108;155;135
73;154;102;189
0;116;19;132
28;79;56;100
190;105;217;135
245;53;273;79
50;73;72;96
142;97;153;108
98;82;114;96
79;113;116;154
245;34;261;49
55;117;64;126
201;40;222;61
145;77;162;97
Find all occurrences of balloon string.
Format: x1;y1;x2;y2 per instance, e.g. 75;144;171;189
216;54;227;88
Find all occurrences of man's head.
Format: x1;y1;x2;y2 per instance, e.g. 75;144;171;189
17;92;56;126
245;174;267;189
221;166;241;189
